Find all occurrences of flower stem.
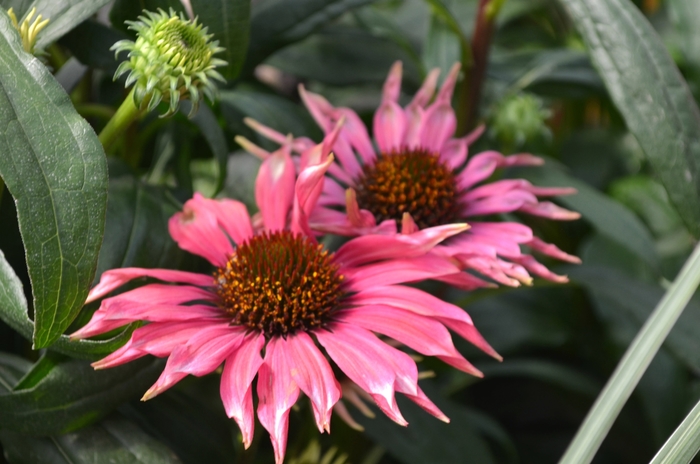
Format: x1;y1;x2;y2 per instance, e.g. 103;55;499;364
650;395;700;464
461;0;504;132
98;87;144;152
559;242;700;464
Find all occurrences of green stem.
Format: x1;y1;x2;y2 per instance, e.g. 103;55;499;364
559;242;700;464
98;88;145;152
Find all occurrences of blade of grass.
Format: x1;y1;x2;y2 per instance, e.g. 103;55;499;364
650;398;700;464
559;242;700;464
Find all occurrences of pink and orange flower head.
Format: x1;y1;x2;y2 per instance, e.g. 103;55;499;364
243;62;581;289
71;141;498;463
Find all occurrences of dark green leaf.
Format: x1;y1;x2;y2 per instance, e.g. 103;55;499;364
513;161;660;271
558;0;700;238
179;102;228;195
0;248;134;361
120;381;236;464
0;415;181;463
358;382;496;464
0;352;163;435
0;11;108;348
59;19;130;73
569;265;700;374
242;0;377;75
190;0;250;80
667;0;700;72
268;25;421;87
18;0;113;49
220;88;321;146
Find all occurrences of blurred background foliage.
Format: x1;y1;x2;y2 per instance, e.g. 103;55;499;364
1;0;700;462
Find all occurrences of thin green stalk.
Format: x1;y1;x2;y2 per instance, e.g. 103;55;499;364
559;242;700;464
650;397;700;464
98;87;144;152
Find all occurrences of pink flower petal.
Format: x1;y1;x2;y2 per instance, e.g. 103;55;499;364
169;193;235;266
92;320;215;369
404;385;449;423
461;190;538;217
510;254;570;283
439;137;468;171
400;213;419;234
331;134;362;179
257;338;301;464
344;188;377;229
345;285;499;359
86;268;213;304
456;151;505;191
433;271;495;291
343;255;461;292
333;223;468;267
463;179;530;201
338;306;481;376
518;201;581;220
463;124;486;146
527;237;581;263
256;144;296;231
142;323;246;400
381;61;403;103
334;108;377;164
299;85;335;132
291;155;334;236
284;332;341;433
409;68;440;109
316;323;408;426
419;64;460;152
204;198;254;246
374;100;407;153
221;332;265;449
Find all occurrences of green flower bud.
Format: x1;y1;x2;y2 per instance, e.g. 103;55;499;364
111;8;226;117
491;93;552;148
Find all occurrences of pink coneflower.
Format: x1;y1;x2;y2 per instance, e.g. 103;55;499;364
71;144;497;463
242;62;581;288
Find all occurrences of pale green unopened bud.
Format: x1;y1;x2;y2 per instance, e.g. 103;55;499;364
111;8;226;117
7;7;49;55
491;93;551;148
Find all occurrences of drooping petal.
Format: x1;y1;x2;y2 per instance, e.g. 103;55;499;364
291;155;334;236
345;285;500;359
338;306;481;376
518;201;582;220
169;193;234;266
333;223;468;267
509;254;570;283
343;254;462;291
526;236;581;263
461;190;538;217
204;198;254;245
299;84;335;132
256;144;296;231
86;268;213;304
333;107;376;164
316;323;407;426
92;320;216;369
419;63;460;152
142;323;247;400
221;332;265;449
284;332;341;433
257;337;301;464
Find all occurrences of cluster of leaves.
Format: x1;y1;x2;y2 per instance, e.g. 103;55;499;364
1;0;700;463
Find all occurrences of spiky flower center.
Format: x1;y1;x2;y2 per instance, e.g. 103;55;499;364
355;148;460;229
147;16;212;74
215;231;345;337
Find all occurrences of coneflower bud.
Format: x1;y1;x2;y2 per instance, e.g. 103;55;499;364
111;8;226;117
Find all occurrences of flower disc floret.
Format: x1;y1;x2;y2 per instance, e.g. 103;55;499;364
215;230;345;337
355;148;460;229
112;8;226;116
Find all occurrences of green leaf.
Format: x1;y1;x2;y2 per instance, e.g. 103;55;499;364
358;382;496;464
569;265;700;376
0;415;181;463
9;0;114;50
179;102;228;196
0;10;108;348
667;0;700;72
0;352;163;435
242;0;377;75
558;0;700;238
513;161;660;271
190;0;250;80
268;25;421;87
0;249;134;360
59;19;130;73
